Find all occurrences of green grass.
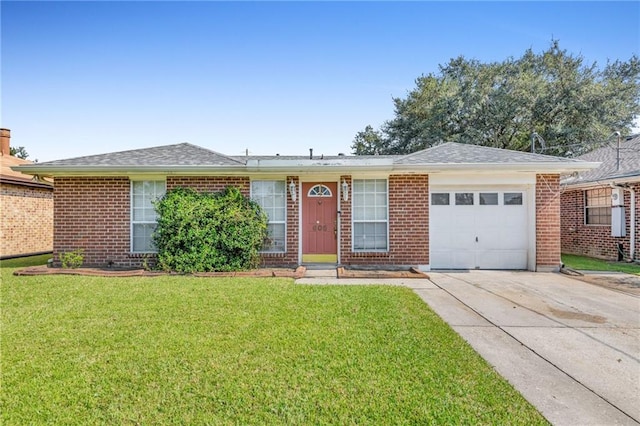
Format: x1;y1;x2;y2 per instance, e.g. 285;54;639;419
1;257;547;425
562;253;640;275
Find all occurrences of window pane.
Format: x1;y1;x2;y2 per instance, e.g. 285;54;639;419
353;179;388;251
251;180;286;252
585;188;611;207
455;193;474;205
431;193;450;205
375;193;387;207
586;207;611;225
353;180;365;192
131;180;165;252
132;223;156;252
479;193;498;205
272;206;285;221
504;193;523;205
264;223;285;252
353;221;387;250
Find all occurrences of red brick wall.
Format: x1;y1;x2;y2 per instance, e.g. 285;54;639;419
53;176;303;268
340;174;429;266
166;176;249;194
56;173;576;270
1;182;53;257
536;174;561;270
561;183;640;261
53;177;131;267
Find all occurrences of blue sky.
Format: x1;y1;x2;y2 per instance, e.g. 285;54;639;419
2;1;639;162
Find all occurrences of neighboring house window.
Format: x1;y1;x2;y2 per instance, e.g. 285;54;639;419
131;180;166;252
585;188;611;225
251;180;286;252
353;179;388;251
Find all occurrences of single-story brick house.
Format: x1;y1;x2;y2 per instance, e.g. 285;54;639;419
14;142;598;271
0;128;54;259
561;134;639;262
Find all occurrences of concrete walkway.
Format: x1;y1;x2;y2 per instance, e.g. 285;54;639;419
296;270;640;426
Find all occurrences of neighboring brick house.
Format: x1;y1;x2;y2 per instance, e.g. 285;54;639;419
14;142;597;271
561;134;639;262
0;129;54;259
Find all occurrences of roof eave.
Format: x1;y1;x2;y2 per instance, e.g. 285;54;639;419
394;161;601;173
11;165;250;177
13;160;601;177
562;173;640;189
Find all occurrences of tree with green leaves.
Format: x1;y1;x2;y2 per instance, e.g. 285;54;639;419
9;146;29;159
352;41;640;157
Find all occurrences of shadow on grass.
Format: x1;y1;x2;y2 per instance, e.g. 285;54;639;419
0;254;52;269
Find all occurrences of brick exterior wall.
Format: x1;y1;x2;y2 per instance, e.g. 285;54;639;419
53;177;131;267
536;174;561;270
0;182;53;257
340;174;429;266
561;183;640;261
51;172;569;270
52;175;302;268
166;176;249;194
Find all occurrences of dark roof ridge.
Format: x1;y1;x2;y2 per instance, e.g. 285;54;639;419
179;142;246;165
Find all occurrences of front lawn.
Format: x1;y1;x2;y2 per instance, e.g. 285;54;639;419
1;258;546;424
562;253;640;275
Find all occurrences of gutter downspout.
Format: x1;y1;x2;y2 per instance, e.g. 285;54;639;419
613;183;636;261
630;188;636;261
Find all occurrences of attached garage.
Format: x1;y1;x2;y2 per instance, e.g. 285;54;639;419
430;187;531;269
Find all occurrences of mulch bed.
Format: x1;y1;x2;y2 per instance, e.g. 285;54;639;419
14;265;307;279
14;265;429;280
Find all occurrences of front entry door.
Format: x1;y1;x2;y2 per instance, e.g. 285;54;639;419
302;182;338;263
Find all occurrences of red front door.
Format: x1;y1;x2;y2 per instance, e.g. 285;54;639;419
302;182;337;263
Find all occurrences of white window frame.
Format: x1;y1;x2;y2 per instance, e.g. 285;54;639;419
130;180;166;253
352;178;389;252
584;188;611;226
251;180;287;253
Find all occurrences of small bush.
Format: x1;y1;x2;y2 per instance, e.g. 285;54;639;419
60;249;84;269
153;186;268;273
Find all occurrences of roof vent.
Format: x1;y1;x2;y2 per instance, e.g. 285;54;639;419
309;148;313;159
338;153;345;156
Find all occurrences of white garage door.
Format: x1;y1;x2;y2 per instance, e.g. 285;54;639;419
430;190;528;270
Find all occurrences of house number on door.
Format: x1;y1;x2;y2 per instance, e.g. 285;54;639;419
312;225;327;231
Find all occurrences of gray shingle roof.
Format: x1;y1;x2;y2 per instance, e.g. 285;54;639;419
564;135;640;185
14;140;597;177
35;143;244;167
395;142;585;165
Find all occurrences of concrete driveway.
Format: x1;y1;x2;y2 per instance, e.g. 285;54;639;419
418;271;640;426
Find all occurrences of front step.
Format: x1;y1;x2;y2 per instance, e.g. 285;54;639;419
303;268;337;278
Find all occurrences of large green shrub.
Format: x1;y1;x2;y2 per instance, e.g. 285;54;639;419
153;186;268;273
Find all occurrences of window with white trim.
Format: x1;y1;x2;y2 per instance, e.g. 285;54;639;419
585;188;611;225
131;180;166;253
352;179;388;251
251;180;286;252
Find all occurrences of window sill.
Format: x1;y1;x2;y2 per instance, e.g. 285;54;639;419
351;251;390;257
260;252;287;257
128;253;158;258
